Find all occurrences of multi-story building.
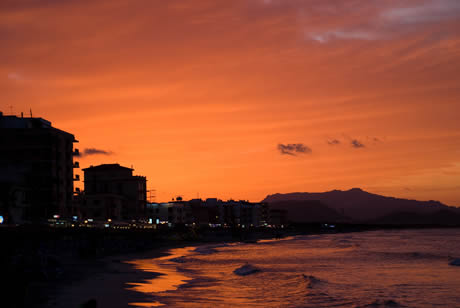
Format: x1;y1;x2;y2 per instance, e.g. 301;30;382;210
0;112;79;223
81;164;147;221
145;201;188;226
145;198;267;228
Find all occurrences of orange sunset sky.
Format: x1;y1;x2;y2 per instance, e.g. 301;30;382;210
2;0;460;205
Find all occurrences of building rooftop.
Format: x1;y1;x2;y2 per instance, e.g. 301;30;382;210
0;112;52;129
0;112;77;141
82;164;134;171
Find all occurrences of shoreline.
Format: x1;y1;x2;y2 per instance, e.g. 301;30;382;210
39;231;290;308
27;225;460;307
41;231;303;308
43;241;196;308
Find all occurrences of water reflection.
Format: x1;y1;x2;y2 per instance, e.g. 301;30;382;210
125;230;460;307
126;247;195;307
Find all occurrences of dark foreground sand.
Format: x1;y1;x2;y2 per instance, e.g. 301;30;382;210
35;229;288;307
44;245;188;308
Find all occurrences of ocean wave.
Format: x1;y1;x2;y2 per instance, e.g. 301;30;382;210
301;274;323;289
234;264;261;276
126;229;460;308
168;256;188;263
177;277;218;289
258;236;299;244
365;250;444;261
193;243;229;255
448;258;460;266
333;239;361;249
357;299;405;307
193;246;217;255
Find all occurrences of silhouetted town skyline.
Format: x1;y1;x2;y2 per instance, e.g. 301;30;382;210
2;112;460;228
1;113;275;227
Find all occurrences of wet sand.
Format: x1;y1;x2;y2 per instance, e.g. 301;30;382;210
37;230;290;307
45;244;190;308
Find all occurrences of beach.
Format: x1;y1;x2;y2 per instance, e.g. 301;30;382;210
33;226;460;307
40;228;285;307
1;225;287;308
51;229;460;308
44;243;188;308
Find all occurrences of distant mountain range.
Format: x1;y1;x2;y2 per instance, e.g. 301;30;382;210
263;188;460;225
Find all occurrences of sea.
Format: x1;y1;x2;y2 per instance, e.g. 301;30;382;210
126;229;460;307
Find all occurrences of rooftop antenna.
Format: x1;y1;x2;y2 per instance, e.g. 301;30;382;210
9;105;13;115
30;108;33;117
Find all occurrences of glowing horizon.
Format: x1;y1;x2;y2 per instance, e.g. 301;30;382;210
2;0;460;205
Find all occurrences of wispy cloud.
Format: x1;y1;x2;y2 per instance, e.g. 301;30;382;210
351;139;365;148
327;139;341;145
76;148;113;157
309;30;378;43
328;136;382;148
303;0;460;43
381;0;460;25
277;143;312;156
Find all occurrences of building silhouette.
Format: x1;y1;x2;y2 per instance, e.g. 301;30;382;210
0;112;79;223
81;164;147;221
145;198;268;228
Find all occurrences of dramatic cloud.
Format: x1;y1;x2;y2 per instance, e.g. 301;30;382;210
77;148;113;157
327;139;341;145
309;30;377;43
277;143;312;156
381;0;460;25
304;0;460;43
351;139;365;148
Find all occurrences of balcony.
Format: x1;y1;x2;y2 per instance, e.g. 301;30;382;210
73;161;80;168
73;174;80;181
72;149;80;156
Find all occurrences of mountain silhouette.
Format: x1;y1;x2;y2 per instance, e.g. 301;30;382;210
269;200;350;223
263;188;460;224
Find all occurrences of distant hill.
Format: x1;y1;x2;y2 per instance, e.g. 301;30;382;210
268;200;350;223
372;209;460;226
263;188;460;224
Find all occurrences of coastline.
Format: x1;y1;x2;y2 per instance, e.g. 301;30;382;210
39;230;288;308
30;224;458;307
42;241;194;308
30;227;287;307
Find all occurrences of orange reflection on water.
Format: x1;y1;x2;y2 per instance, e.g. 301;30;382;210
129;301;163;307
126;247;195;306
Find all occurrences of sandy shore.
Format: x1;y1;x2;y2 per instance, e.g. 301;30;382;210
34;229;289;307
43;243;193;308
